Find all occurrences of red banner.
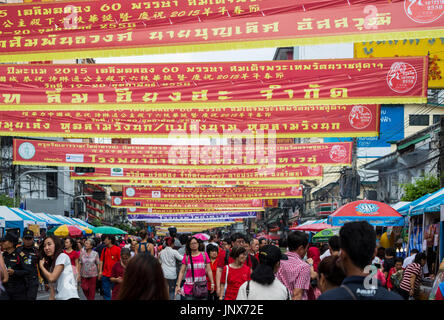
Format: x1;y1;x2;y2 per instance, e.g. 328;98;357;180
0;1;442;62
13;139;353;168
125;207;257;214
0;105;380;138
122;186;303;200
70;166;322;181
87;178;301;187
0;58;427;109
111;196;265;209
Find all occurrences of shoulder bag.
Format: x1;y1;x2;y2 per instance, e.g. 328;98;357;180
188;253;208;299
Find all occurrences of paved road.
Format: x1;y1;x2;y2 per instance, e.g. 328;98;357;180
37;285;104;300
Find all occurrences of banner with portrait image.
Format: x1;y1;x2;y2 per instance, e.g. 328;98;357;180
13;139;353;168
122;186;303;200
0;1;442;62
111;196;265;210
0;57;427;109
0;105;380;138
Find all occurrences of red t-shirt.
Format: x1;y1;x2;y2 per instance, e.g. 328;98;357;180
217;249;234;269
111;262;125;300
220;264;251;300
64;250;80;267
207;259;218;290
101;245;121;277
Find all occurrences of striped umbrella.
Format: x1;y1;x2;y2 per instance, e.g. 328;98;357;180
77;225;93;235
48;224;85;238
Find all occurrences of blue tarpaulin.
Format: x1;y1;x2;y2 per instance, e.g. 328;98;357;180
397;187;444;216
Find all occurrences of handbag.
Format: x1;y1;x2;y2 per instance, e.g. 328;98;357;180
188;253;208;299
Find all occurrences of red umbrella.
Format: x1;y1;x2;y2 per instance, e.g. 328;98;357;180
291;222;333;232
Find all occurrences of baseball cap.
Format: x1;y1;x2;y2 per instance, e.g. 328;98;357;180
259;244;288;263
23;229;34;239
0;232;19;246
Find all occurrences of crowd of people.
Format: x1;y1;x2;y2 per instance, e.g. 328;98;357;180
1;221;443;300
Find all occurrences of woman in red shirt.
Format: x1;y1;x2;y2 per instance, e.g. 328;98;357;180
206;244;219;301
64;238;80;285
220;246;251;300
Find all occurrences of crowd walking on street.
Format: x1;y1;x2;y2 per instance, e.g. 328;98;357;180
1;221;444;301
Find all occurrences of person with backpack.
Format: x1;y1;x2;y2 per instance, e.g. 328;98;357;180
236;245;290;300
175;236;214;300
137;231;155;256
98;235;121;301
387;257;404;293
317;221;403;300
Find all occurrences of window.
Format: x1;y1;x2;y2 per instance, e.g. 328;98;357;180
433;115;443;124
46;172;57;198
409;115;429;126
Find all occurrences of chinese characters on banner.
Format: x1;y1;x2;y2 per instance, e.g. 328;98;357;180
0;105;380;138
0;58;427;109
121;186;303;200
13;139;353;168
86;178;302;187
0;0;442;62
125;207;257;214
110;196;265;209
69;166;321;181
127;212;257;222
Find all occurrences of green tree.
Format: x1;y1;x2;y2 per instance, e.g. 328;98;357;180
401;175;440;201
0;194;15;207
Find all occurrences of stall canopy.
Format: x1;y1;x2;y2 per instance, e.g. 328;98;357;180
71;218;95;230
397;193;433;216
0;216;5;229
0;206;33;234
328;200;404;227
391;202;411;211
33;213;63;227
9;208;47;229
397;187;444;216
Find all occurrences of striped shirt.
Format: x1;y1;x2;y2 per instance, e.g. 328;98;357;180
182;252;210;296
276;251;311;300
399;262;422;292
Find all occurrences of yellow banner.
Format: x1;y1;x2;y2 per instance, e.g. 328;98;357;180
355;38;444;89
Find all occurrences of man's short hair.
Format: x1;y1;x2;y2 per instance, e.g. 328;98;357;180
339;221;376;270
287;231;308;251
328;235;340;252
222;237;231;245
178;234;189;245
231;233;247;243
410;249;419;254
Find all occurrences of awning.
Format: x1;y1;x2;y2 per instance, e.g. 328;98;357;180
399;187;444;216
50;215;77;225
390;202;411;211
0;216;5;228
398;134;430;151
72;218;95;229
9;208;47;229
34;213;63;226
0;206;32;233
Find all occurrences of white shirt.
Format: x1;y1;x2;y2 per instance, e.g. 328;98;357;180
159;246;183;280
54;253;80;300
403;253;429;274
236;278;290;300
320;250;331;261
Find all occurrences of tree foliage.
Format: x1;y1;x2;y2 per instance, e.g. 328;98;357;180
401;175;440;201
0;194;15;207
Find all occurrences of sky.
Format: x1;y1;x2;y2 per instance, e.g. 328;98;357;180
95;48;277;145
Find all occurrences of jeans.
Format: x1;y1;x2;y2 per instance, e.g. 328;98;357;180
102;276;112;301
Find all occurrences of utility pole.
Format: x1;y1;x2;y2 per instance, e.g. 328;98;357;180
351;137;358;201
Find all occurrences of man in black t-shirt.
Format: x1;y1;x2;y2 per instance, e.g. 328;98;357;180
317;221;402;300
